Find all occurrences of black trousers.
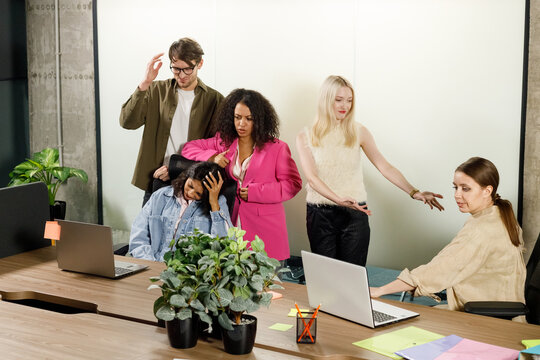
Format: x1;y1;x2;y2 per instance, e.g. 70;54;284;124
306;203;370;266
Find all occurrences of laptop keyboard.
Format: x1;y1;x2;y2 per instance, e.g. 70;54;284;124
114;267;133;276
373;310;398;323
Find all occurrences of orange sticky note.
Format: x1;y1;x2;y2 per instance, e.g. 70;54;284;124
44;221;61;246
268;291;283;300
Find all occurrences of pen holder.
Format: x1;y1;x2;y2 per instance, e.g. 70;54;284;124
296;311;317;344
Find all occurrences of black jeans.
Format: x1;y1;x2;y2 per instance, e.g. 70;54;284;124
306;203;370;266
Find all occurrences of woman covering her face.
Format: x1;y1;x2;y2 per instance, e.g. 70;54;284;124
296;75;444;267
182;89;302;261
370;157;526;313
129;161;232;261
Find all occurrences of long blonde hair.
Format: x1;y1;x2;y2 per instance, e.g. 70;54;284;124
310;75;359;147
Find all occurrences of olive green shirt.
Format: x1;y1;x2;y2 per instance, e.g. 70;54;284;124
120;78;223;190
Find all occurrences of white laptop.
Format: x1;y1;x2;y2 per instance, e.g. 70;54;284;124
56;220;148;279
301;250;419;328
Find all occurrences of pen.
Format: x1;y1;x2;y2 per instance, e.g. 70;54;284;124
295;303;314;343
298;303;321;342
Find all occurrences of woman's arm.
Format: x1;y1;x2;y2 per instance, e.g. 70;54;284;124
360;126;444;211
370;279;414;298
244;142;303;204
295;132;370;214
209;195;233;236
128;200;156;261
181;135;224;162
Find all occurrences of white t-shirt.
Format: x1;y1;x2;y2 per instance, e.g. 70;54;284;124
164;89;195;166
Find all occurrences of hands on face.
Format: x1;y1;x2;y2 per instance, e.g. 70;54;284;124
203;171;224;211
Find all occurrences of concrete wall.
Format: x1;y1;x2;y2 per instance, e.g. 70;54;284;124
26;0;97;223
523;0;540;261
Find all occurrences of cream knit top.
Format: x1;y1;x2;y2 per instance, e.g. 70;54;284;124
305;123;367;205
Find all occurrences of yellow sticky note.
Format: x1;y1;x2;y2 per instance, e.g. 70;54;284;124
523;340;540;349
269;323;293;331
353;326;444;360
288;308;310;317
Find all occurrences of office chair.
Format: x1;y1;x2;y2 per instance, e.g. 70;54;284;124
464;232;540;324
114;154;238;256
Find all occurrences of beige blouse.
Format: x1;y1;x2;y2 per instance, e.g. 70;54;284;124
398;205;526;312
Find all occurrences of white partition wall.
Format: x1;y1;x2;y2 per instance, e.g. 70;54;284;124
97;0;525;269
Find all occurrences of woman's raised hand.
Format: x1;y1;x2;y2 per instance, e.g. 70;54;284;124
203;171;224;211
413;191;444;211
336;196;372;215
212;149;230;168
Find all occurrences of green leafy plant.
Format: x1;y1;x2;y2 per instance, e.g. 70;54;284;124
199;227;287;330
148;230;218;326
8;147;88;205
148;227;287;332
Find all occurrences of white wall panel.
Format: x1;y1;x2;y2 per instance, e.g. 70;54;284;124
97;0;525;268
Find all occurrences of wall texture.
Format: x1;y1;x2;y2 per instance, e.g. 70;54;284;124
524;0;540;262
26;0;97;223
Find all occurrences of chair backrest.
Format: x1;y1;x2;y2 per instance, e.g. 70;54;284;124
167;154;237;218
525;232;540;324
0;182;50;258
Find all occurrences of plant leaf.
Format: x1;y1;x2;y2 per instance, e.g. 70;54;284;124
197;311;213;325
176;308;192;320
218;312;234;331
155;305;175;321
170;294;188;308
190;298;205;312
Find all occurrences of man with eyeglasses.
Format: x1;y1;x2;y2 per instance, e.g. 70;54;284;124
120;38;223;205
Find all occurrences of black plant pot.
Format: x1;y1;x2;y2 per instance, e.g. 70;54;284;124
165;314;199;349
50;200;66;220
199;314;222;340
221;315;257;355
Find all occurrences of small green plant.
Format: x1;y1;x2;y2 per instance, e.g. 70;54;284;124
148;227;287;332
8;147;88;205
148;230;216;326
199;227;287;330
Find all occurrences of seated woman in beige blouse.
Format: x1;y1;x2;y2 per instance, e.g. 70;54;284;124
370;157;526;312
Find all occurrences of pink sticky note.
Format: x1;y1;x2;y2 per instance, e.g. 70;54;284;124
435;338;519;360
44;221;61;241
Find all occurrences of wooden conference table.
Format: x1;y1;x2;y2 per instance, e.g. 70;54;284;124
0;246;538;359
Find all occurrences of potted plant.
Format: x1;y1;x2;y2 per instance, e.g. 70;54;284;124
7;147;88;219
198;227;287;355
148;230;216;348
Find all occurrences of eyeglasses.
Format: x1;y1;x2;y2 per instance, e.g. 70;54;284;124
169;63;197;75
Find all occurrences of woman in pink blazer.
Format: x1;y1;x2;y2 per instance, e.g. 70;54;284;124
182;89;302;261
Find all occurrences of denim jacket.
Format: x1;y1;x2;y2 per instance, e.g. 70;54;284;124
128;186;232;261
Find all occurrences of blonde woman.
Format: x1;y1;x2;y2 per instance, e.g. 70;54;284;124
296;75;443;266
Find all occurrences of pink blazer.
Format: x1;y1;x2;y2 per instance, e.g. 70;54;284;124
182;134;302;260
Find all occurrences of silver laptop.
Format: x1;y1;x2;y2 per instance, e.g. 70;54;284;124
301;250;418;328
56;220;148;279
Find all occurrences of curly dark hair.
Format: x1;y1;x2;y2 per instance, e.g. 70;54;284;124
213;89;280;148
171;162;225;214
